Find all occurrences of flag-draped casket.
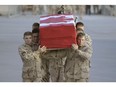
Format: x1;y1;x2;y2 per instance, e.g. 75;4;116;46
39;14;77;49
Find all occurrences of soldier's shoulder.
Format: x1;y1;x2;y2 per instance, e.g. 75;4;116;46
85;33;91;38
85;42;89;46
84;43;93;52
83;43;90;49
19;44;25;48
18;44;27;50
85;33;92;41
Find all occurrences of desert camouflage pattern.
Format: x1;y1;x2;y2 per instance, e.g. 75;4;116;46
85;33;92;47
64;44;93;82
41;49;67;82
18;44;47;82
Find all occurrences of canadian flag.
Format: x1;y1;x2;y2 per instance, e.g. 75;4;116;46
40;14;77;49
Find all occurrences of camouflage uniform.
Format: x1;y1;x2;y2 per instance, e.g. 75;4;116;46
41;49;67;82
18;44;46;82
31;43;49;82
32;43;39;51
85;33;92;47
64;44;93;82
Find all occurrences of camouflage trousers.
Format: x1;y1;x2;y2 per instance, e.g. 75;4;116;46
49;58;66;82
23;78;35;82
23;76;49;82
65;77;89;82
49;66;65;82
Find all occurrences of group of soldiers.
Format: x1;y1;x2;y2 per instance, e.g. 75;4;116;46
18;21;93;82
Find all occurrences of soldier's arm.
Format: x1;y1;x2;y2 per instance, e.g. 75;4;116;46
75;46;92;60
18;47;40;60
86;34;92;47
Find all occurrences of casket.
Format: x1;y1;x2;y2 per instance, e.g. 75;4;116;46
39;14;77;49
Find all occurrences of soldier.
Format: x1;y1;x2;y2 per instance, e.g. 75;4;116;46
76;22;92;47
78;5;85;20
57;5;64;14
32;5;39;15
41;49;67;82
32;29;49;82
93;5;99;14
32;22;39;30
86;5;91;15
32;29;39;51
64;33;93;82
18;31;47;82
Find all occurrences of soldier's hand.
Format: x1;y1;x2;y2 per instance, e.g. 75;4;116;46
72;44;78;50
38;45;47;53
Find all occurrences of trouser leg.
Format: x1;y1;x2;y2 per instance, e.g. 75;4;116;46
75;78;89;82
64;77;75;82
23;78;33;82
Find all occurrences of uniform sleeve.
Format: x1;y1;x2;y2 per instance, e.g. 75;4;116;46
86;34;92;47
75;46;93;60
18;46;40;61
